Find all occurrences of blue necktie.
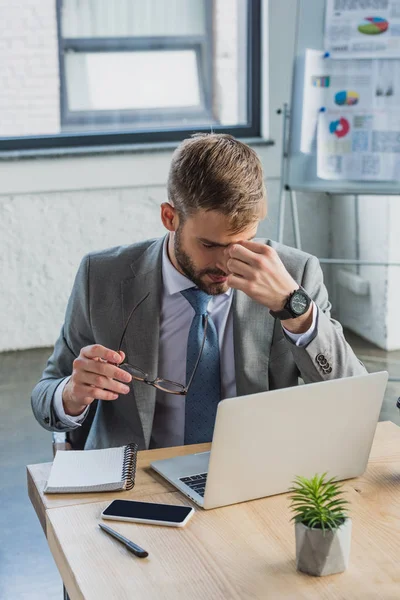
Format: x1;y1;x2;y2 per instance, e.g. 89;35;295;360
181;288;221;444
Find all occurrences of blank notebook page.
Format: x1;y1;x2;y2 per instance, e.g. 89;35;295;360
45;446;125;492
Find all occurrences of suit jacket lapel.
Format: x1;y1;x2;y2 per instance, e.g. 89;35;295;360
232;289;275;396
121;237;164;448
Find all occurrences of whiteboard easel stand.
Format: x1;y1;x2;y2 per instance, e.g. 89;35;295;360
277;103;400;382
277;104;302;250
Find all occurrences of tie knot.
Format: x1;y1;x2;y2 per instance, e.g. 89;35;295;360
181;288;211;315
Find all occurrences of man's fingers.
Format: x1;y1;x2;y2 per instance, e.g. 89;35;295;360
82;344;122;364
238;240;271;255
77;384;120;402
78;371;131;395
75;355;132;383
226;241;270;266
225;243;255;265
227;273;248;292
226;257;253;279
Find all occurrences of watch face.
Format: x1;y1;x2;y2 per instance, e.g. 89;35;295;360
290;291;309;315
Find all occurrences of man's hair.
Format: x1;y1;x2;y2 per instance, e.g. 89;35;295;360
167;133;267;233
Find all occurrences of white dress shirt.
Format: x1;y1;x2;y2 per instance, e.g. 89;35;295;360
53;238;317;438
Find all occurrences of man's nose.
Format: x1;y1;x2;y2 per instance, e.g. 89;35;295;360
216;249;229;273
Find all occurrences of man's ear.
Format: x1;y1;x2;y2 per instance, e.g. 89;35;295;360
161;202;179;232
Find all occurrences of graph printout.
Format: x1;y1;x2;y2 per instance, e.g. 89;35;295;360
301;49;400;154
325;0;400;58
317;108;400;180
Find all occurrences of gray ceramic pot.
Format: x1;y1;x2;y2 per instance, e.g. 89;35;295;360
295;519;352;577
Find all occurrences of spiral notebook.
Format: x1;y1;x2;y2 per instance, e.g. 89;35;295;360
44;443;138;494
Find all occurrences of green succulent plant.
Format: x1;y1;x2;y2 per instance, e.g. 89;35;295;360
288;473;349;532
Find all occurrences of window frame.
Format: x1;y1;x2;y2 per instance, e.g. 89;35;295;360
0;0;261;151
59;37;213;129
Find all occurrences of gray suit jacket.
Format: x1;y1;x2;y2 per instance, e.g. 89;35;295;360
31;237;366;450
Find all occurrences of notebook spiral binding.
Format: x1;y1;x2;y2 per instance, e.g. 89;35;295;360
121;443;139;490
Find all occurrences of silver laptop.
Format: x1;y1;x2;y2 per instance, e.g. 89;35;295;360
151;371;388;509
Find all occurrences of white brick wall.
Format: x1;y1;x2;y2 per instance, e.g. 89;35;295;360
331;195;400;350
0;0;60;136
0;185;167;350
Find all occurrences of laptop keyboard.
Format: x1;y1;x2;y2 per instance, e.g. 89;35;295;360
179;472;208;497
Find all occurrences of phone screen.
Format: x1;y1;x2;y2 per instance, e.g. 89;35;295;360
102;499;193;524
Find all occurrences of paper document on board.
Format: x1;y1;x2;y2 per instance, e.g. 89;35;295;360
317;108;400;180
301;48;400;153
325;0;400;58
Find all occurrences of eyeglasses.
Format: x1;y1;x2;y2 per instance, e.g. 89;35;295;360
116;292;208;395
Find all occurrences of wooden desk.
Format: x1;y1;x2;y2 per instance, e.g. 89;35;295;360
27;442;210;535
28;422;400;599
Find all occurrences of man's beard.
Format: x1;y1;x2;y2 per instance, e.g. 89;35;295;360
174;228;228;295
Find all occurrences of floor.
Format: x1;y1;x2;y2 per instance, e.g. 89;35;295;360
0;336;400;599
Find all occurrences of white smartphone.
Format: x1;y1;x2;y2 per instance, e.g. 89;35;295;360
101;499;195;527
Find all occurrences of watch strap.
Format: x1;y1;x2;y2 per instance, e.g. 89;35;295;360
269;306;295;320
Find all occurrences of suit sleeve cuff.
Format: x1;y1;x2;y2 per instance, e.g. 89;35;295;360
282;301;318;347
53;376;89;426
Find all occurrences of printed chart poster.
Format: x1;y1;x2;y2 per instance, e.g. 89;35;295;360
325;0;400;58
317;109;400;180
301;49;400;153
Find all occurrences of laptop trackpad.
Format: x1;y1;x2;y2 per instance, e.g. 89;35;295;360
151;451;210;480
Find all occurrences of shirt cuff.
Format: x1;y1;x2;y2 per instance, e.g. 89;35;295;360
53;376;89;426
282;301;317;347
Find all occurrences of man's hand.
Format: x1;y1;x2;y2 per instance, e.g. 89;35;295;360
225;241;298;309
224;241;313;333
62;345;132;417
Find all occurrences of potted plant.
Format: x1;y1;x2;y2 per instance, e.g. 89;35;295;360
288;473;351;577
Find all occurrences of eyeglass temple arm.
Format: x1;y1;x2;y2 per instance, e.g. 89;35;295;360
184;315;209;393
117;292;150;354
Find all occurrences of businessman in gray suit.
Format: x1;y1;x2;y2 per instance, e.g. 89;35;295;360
32;133;366;450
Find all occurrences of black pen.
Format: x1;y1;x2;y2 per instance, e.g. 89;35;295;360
99;523;149;558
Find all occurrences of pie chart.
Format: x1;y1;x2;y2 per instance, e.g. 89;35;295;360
334;90;359;106
358;17;389;35
329;118;350;138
